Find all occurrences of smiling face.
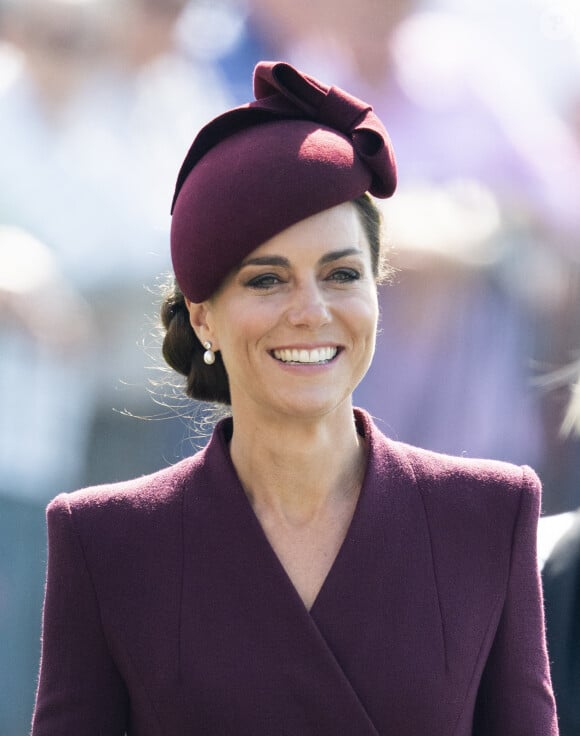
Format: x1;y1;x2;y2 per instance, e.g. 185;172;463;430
187;201;379;424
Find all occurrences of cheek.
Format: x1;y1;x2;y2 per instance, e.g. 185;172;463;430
347;289;378;328
212;304;269;361
356;298;379;351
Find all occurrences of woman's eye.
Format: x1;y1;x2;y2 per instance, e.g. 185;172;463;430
246;273;283;289
328;268;361;282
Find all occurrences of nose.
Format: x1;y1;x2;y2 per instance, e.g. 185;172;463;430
285;278;331;328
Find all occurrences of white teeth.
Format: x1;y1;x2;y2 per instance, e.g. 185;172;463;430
273;347;338;363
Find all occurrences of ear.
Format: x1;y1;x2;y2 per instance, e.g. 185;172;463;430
185;299;220;350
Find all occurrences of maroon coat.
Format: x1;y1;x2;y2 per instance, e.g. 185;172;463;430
31;409;558;735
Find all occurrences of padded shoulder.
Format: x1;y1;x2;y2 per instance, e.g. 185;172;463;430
47;452;203;519
44;453;209;572
385;437;540;511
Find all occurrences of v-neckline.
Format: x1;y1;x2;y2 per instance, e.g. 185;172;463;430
176;409;446;735
213;410;374;616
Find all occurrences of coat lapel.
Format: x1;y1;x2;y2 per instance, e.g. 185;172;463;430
309;410;449;734
178;416;381;735
178;410;447;734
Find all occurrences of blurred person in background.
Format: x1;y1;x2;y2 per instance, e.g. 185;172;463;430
0;0;233;488
0;227;93;734
541;364;580;736
543;509;580;736
0;5;107;730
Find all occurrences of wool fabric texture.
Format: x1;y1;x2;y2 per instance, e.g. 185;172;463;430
31;409;558;734
170;60;397;302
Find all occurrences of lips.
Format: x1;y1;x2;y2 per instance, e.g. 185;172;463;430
272;347;338;364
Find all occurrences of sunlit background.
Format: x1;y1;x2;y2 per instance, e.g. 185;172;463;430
1;0;579;732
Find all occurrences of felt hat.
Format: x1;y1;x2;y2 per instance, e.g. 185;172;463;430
170;60;397;302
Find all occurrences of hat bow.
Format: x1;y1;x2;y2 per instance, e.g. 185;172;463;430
253;61;396;198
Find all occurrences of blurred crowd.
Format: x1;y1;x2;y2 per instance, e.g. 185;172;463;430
1;0;579;733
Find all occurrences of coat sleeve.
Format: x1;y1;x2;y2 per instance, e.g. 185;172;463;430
473;466;559;735
31;494;129;735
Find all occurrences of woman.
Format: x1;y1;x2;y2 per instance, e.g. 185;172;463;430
32;61;558;735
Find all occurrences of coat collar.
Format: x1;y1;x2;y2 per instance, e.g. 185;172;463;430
176;408;447;733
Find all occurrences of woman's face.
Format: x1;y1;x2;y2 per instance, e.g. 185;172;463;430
191;201;379;422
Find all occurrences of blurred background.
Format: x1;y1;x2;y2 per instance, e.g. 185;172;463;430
1;0;579;733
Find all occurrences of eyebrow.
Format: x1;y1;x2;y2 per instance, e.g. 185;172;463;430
239;248;364;270
319;247;363;265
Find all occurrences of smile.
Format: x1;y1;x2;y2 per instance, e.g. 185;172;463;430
272;347;338;364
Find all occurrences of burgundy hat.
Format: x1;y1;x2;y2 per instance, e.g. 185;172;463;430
170;60;397;303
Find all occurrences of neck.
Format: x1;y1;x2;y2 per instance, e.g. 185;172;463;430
229;403;367;525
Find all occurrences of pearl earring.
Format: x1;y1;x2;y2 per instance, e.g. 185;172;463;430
203;341;216;365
